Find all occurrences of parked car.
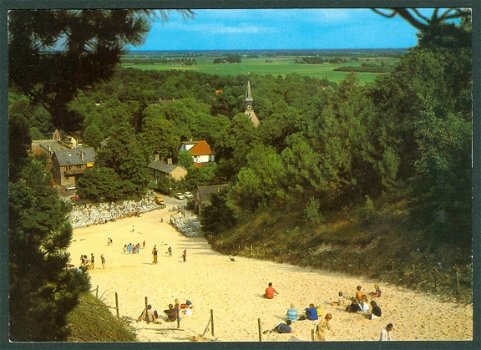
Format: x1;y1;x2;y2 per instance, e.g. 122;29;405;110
175;193;185;200
65;185;77;191
184;191;194;199
154;194;166;208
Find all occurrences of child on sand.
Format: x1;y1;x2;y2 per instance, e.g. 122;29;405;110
315;313;335;341
369;284;382;298
355;285;366;301
330;291;345;306
265;282;278;299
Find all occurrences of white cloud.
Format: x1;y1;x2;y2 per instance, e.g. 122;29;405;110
162;21;275;35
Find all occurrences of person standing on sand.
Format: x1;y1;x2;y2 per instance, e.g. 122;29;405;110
101;254;105;268
152;245;158;264
265;282;278;299
90;253;95;270
182;249;187;262
380;323;394;341
315;313;335;341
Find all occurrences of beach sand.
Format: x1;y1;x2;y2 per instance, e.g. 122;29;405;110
68;208;473;342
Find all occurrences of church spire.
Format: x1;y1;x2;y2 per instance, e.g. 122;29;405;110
244;80;259;127
245;80;253;102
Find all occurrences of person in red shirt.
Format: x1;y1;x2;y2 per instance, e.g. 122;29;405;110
265;282;279;299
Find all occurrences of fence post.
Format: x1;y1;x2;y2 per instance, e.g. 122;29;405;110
258;318;262;342
144;296;149;322
95;285;99;299
177;307;181;329
115;292;119;318
211;309;215;337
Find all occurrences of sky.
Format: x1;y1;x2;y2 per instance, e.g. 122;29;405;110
130;9;432;51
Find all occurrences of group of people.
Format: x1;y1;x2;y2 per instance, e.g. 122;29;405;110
344;285;383;320
79;253;105;270
264;282;393;341
138;298;194;324
152;245;184;264
123;241;145;254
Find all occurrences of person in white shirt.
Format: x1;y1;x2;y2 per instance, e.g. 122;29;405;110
379;323;394;341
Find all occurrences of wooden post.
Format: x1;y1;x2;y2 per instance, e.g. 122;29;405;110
211;309;215;336
258;318;262;342
311;328;315;341
95;285;99;299
144;296;149;322
115;292;119;318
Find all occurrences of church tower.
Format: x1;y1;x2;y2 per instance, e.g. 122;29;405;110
244;81;260;127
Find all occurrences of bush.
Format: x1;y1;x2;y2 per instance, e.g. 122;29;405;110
303;197;323;226
358;195;377;225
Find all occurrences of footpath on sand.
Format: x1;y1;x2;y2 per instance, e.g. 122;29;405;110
68;208;473;342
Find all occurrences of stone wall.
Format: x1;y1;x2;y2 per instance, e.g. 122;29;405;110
68;192;159;228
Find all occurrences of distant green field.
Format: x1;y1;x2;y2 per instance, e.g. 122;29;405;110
122;56;398;84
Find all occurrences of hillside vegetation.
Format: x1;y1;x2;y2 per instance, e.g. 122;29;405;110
207;192;472;303
67;293;136;342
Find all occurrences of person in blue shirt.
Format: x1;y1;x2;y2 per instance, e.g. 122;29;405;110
305;303;318;320
286;303;298;322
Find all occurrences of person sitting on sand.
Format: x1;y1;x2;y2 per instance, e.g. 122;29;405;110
138;304;156;323
355;285;366;302
359;295;370;313
263;320;293;334
330;291;345;306
379;323;394;341
368;300;382;320
164;304;178;322
346;297;362;313
286;303;298;322
369;284;382;298
315;313;335;341
304;303;318;321
183;301;193;316
274;319;292;333
265;282;278;299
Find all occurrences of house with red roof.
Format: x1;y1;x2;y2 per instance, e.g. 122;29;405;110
179;139;215;166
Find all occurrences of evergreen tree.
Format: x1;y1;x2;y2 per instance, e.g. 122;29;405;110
9;159;90;340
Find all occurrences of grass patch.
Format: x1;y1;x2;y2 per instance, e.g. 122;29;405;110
67;292;136;342
121;56;393;84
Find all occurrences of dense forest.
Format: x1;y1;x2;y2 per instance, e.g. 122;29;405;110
7;8;473;341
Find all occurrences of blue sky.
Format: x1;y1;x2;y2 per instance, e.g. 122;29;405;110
131;9;431;51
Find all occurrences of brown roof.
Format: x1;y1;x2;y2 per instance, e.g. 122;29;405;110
190;140;213;156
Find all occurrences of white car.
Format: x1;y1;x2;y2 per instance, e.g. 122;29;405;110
65;185;77;191
175;193;185;200
184;191;194;199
